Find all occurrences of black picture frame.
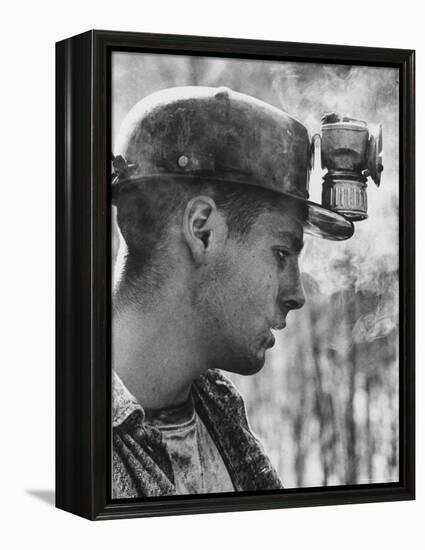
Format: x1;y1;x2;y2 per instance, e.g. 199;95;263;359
56;29;415;520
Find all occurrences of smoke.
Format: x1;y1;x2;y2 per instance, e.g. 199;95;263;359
268;63;399;320
271;63;398;137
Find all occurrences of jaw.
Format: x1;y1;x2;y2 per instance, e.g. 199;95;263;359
216;343;267;376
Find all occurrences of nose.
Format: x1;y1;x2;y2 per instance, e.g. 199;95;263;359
278;260;306;312
283;293;305;311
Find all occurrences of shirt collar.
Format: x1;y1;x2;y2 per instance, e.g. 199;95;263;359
144;394;196;429
112;371;145;428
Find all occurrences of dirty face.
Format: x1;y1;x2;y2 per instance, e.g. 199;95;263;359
199;207;306;375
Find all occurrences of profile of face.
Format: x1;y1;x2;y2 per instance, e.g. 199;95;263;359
187;198;306;377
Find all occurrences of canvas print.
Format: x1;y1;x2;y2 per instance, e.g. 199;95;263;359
110;51;399;498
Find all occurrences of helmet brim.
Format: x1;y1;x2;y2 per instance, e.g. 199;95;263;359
294;196;355;241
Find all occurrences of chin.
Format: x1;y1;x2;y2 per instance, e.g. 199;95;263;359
240;362;265;376
244;351;267;375
220;351;266;376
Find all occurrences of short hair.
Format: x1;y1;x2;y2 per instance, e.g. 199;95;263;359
114;178;304;307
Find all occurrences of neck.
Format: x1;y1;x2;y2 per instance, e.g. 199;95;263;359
112;284;205;410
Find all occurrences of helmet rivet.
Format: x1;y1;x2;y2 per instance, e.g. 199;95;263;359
178;155;189;168
215;87;230;99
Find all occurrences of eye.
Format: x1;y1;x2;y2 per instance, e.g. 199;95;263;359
274;248;290;265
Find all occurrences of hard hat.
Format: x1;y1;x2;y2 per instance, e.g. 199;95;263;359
112;86;354;241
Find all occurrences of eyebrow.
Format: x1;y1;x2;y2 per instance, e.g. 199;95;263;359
275;231;304;253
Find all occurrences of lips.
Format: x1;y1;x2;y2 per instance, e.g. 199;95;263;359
265;333;276;349
261;321;287;351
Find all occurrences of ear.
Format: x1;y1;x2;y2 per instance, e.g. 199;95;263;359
182;196;226;264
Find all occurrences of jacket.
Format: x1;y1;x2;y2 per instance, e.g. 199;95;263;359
112;368;283;497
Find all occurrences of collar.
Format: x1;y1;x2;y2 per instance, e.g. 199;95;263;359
144;394;196;430
112;371;145;428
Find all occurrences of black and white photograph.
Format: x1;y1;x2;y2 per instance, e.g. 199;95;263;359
110;51;400;498
1;0;422;544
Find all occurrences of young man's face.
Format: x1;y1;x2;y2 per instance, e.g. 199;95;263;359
199;205;306;376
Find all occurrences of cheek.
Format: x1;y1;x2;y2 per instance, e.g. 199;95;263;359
204;248;278;329
231;260;278;321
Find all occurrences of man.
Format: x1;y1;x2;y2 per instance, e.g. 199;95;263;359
111;86;353;498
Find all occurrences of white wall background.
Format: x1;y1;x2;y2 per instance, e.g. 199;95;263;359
0;1;422;548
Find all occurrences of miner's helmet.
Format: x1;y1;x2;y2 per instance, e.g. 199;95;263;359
112;86;354;241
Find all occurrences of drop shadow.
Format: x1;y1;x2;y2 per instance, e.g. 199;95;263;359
26;489;55;507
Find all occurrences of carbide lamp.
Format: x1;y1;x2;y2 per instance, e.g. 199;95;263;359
315;113;383;221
